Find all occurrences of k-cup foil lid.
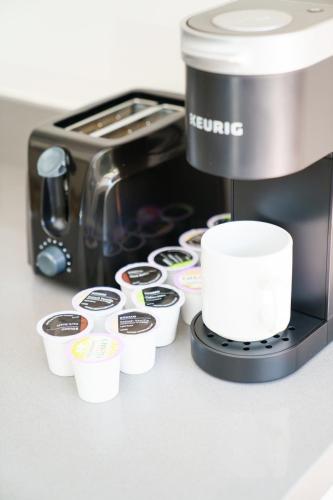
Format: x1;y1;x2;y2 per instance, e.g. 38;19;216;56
179;228;206;250
135;285;181;308
70;334;122;364
207;213;232;228
118;311;156;335
122;266;162;286
80;289;121;311
115;262;167;289
148;246;198;272
42;313;88;337
175;266;202;292
72;287;126;315
37;310;92;342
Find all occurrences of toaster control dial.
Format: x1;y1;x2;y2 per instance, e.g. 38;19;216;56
36;245;67;277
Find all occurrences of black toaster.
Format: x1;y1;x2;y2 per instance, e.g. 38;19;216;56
28;90;228;289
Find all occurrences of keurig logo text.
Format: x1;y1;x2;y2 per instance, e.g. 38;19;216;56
189;113;244;137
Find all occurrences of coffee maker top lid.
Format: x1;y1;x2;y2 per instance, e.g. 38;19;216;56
181;0;333;76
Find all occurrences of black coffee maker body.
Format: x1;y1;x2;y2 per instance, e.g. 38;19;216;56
28;90;228;289
182;1;333;382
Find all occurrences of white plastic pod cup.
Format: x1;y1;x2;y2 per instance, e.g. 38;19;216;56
131;284;185;347
68;333;123;403
105;309;158;374
37;310;93;376
115;262;167;307
207;213;232;228
147;246;198;284
173;266;202;325
178;228;207;263
201;221;293;342
72;287;126;332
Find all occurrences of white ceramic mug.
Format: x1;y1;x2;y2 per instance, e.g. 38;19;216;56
201;221;293;342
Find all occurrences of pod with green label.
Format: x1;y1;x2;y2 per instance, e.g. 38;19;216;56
147;246;198;284
131;284;185;346
105;309;158;374
72;286;126;331
37;310;93;376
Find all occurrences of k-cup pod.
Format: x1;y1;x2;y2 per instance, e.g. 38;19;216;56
72;287;126;331
148;246;198;284
173;266;202;325
131;284;185;347
105;309;158;374
202;221;293;342
207;213;232;228
68;333;122;403
115;262;167;306
37;311;93;376
178;228;206;262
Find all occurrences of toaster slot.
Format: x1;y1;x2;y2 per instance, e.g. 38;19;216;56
99;104;184;139
66;98;157;135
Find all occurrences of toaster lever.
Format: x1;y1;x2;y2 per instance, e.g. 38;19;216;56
37;146;67;177
37;147;69;236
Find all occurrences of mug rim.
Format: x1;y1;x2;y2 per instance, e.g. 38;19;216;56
201;220;292;259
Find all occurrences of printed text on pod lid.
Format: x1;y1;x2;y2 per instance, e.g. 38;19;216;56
148;246;198;271
134;285;185;308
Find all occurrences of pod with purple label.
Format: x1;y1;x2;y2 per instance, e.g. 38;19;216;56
173;266;202;325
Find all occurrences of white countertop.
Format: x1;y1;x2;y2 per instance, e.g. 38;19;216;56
2;155;333;500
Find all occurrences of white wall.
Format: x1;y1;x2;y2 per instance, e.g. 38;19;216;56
0;0;219;110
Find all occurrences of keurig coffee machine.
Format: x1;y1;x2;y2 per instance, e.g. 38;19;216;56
181;0;333;382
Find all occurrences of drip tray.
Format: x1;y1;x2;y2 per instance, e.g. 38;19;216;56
191;311;327;383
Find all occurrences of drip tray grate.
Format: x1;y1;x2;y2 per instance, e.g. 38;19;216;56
191;311;327;383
